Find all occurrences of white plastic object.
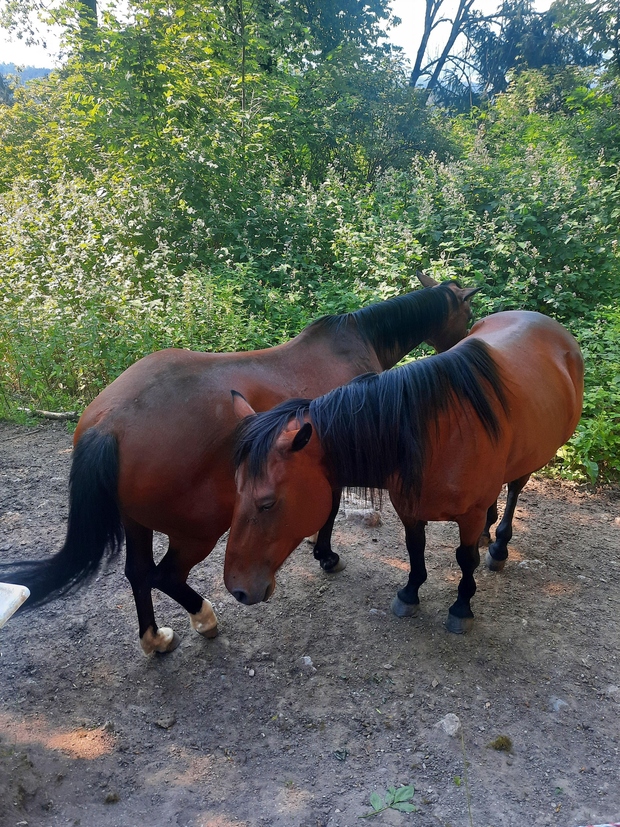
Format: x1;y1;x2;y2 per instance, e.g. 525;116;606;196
0;582;30;629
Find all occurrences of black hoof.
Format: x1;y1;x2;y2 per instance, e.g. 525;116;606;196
391;595;421;618
323;557;346;574
445;612;474;634
485;549;506;572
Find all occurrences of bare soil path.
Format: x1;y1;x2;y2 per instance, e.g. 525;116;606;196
1;421;619;827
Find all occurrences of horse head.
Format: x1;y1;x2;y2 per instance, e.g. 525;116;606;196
416;272;481;353
224;392;333;606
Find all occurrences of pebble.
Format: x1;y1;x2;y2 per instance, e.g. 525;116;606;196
155;714;177;729
437;713;462;737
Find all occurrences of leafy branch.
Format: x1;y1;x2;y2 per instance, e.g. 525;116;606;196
359;784;417;818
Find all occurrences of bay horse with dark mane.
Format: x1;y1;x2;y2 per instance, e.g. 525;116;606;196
0;276;479;653
226;311;584;633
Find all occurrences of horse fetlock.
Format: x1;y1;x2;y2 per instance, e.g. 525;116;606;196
391;595;421;618
140;626;181;655
190;600;218;638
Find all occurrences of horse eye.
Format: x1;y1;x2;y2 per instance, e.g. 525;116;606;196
258;501;275;513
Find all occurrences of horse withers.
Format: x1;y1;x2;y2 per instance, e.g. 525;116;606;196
0;276;479;654
225;311;584;634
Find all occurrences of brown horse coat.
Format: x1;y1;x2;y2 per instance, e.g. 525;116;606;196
225;310;584;633
2;279;478;653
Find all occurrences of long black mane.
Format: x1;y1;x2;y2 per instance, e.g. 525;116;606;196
307;282;460;366
235;339;508;500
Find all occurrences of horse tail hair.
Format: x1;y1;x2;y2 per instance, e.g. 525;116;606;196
0;428;124;610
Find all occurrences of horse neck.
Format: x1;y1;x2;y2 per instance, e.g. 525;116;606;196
349;289;453;370
287;321;381;374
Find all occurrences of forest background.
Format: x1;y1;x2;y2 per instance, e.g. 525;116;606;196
0;0;619;484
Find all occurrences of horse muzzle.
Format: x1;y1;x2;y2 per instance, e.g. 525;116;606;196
229;576;275;606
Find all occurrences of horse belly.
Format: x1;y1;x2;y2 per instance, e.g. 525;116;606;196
407;429;506;524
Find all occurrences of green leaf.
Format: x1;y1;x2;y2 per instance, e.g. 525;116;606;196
369;793;384;811
384;789;395;805
392;802;417;813
393;785;415;802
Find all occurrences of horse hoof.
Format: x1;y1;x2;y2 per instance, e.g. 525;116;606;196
485;550;506;572
323;558;346;574
190;600;219;638
391;596;420;618
140;626;181;655
445;613;474;634
479;531;491;548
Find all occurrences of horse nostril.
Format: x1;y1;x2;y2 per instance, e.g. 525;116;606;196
232;589;250;605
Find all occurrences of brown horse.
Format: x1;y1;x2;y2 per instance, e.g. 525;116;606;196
225;310;584;633
1;277;479;653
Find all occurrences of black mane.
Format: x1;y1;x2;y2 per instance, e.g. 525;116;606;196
306;282;460;365
235;339;508;499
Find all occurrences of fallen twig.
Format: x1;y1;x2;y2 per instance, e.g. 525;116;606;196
17;407;79;422
0;427;45;443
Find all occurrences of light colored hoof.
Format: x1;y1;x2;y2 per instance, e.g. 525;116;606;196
140;626;181;655
479;532;491;548
306;533;319;545
324;558;346;574
391;595;420;618
485;550;506;572
190;600;218;639
445;613;474;634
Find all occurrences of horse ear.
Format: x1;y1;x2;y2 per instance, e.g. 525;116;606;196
231;390;256;420
416;270;439;288
460;286;482;302
291;422;313;453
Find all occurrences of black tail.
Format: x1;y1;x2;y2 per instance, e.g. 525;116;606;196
0;428;124;610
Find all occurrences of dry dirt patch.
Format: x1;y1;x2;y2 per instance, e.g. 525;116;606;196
1;421;619;827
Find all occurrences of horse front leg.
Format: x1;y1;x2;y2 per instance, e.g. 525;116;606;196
391;520;428;618
486;474;531;571
446;510;486;634
312;489;346;573
152;539;219;641
124;519;180;655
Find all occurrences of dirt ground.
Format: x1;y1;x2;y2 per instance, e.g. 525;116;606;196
1;420;619;827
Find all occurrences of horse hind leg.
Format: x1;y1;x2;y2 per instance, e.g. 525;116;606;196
486;474;531;572
480;500;499;547
151;542;218;640
124;520;180;655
